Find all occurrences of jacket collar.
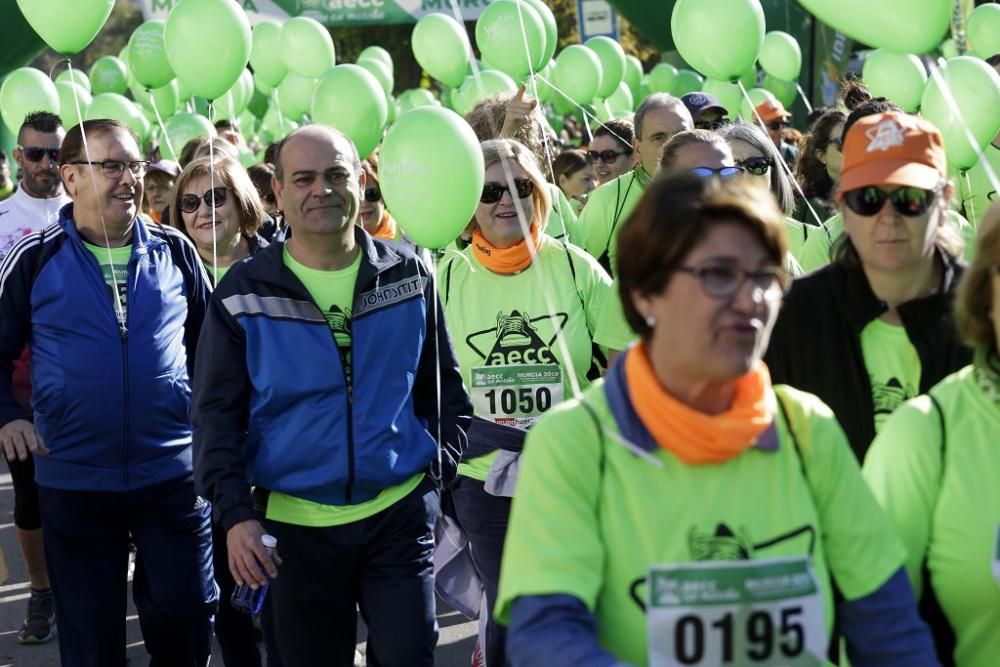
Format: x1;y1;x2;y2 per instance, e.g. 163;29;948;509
59;203;164;256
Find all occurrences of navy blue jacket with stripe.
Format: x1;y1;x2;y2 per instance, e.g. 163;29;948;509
192;227;472;531
0;205;212;492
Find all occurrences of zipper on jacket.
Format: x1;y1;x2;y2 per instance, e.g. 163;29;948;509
121;255;135;490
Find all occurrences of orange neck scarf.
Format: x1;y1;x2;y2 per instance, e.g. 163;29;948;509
371;210;397;241
624;341;774;464
471;223;542;275
149;209;162;224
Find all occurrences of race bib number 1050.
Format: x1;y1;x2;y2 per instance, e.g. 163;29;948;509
648;557;827;667
471;364;564;430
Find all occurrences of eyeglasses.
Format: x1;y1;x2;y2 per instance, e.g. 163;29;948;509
677;263;789;299
17;146;60;162
586;149;631;164
178;187;228;214
480;178;534;204
841;186;939;217
691;166;744;179
364;184;381;203
67;160;150;180
765;120;790;131
737;157;774;177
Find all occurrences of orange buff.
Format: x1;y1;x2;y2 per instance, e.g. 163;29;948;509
371;210;398;241
624;341;774;464
149;210;162;224
471;222;542;275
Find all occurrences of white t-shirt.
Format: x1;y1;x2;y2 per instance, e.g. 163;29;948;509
0;183;70;260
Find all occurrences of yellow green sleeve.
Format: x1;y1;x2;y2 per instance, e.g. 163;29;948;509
592;280;635;351
576;182;615;262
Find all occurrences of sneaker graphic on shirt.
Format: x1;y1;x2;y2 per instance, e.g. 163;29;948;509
872;376;914;430
466;309;568;367
323;304;352;381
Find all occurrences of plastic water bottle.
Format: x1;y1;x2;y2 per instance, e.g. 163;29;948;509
231;534;277;615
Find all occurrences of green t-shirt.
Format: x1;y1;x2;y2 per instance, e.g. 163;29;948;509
547;183;584;247
207;263;231;284
267;247;423;527
83;240;131;324
437;234;612;481
577;167;650;275
860;318;922;433
592;278;635;352
863;355;1000;667
959;144;1000;229
496;382;905;666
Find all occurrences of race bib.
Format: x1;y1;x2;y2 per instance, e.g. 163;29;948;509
470;364;564;430
648;557;827;667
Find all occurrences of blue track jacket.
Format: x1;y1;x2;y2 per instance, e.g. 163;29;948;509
0;205;212;492
193;228;472;531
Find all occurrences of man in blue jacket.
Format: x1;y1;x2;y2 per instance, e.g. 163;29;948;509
0;119;217;666
193;124;472;665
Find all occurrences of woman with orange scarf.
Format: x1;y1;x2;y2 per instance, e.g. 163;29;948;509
437;138;614;667
494;172;938;667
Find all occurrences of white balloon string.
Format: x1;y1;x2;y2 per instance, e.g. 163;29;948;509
534;73;632;147
962;170;978;230
208;101;218;281
796;83;813;114
148;89;176;160
429;252;444;491
65;59;127;335
737;80;827;230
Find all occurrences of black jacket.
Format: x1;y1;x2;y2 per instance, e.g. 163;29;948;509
765;252;971;461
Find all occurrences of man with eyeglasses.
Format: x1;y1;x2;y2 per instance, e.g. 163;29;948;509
0;110;70;647
0;118;216;666
754;99;799;167
193;124;471;664
578;94;693;275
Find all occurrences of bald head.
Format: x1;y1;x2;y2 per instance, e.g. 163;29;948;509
274;124;361;184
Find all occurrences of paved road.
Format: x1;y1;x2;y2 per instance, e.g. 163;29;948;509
0;473;477;666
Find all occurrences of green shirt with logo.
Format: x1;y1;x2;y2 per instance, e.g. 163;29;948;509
860;318;922;433
577;167;650;275
83;240;131;324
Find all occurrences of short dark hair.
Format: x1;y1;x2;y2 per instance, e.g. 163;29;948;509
60;119;136;165
551;149;590;184
617;172;788;338
658;129;730;171
19;111;63;143
214;119;237;132
795;108;846;199
247;162;275;203
842;98;901;142
263;142;281;166
593;119;634;151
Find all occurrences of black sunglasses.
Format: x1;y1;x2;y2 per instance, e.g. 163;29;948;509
364;184;381;203
586;149;631;164
691;166;744;179
737;157;774;177
695;119;732;131
481;178;534;204
841;186;938;217
17;146;60;162
766;120;790;131
178;187;228;214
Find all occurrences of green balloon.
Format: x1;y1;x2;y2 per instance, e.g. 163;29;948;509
759;31;801;83
967;4;1000;59
939;38;959;60
311;64;388;159
674;69;705;96
56;81;92;128
87;93;146;138
552;92;575;116
176;77;193;104
553;45;602;106
458;70;518;115
128;21;175;89
255;73;273;97
250;21;288;88
276;72;318;122
636;78;651;109
262;105;297;141
57;69;91;93
649;63;678;93
248;86;269;118
798;0;950;55
702;79;741;118
359;47;393;74
0;68;60;135
585;36;627;99
624;55;643;96
739;66;758;90
671;0;765;81
532;60;557;103
762;74;797;108
161;112;215;161
16;0;114;55
738;87;777;121
357;57;394;96
90;56;129;96
379;107;485;249
606;81;634;119
385;92;398;127
216;77;249;121
521;0;558;67
398;88;438;114
137;80;180;119
412;13;471;89
862;50;927;113
921;56;1000;169
279;16;336;79
475;0;546;80
164;0;252;101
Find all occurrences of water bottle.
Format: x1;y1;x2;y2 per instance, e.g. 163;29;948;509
231;534;277;615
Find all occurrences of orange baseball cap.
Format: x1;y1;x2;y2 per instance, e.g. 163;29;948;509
754;99;791;123
838;112;947;193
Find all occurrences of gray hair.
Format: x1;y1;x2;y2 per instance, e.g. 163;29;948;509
634;93;692;140
719;121;795;215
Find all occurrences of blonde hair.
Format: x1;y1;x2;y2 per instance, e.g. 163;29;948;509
479;138;551;233
955;199;1000;353
170;156;265;239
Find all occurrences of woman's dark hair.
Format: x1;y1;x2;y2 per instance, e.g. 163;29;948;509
593;118;634;151
247;163;275;205
839;77;873;112
616;172;788;337
794;109;846;199
551;149;590;184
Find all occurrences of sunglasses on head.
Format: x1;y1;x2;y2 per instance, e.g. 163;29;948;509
178;187;227;214
691;166;744;179
586;149;630;164
364;183;381;203
480;178;534;204
18;146;60;162
841;186;938;217
737;157;774;177
766;120;790;131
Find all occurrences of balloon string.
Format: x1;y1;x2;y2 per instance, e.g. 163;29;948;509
66;59;128;336
796;83;813;114
737;80;827;231
962;170;978;230
148;89;176;160
208;101;218;281
534;74;632;148
429;252;444;492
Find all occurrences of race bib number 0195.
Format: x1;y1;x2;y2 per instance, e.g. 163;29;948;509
471;364;564;430
648;557;827;667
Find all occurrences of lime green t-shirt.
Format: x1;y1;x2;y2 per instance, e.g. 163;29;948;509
207;263;231;284
577;167;650;275
959;143;1000;229
267;247;424;527
592;278;635;352
437;235;612;481
864;355;1000;667
547;183;584;247
496;382;905;666
83;240;131;322
860;318;921;433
